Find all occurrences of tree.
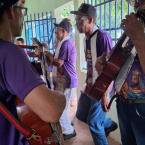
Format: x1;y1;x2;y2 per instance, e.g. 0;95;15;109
61;4;75;27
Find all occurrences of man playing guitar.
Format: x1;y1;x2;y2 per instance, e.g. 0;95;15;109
0;0;66;145
96;0;145;144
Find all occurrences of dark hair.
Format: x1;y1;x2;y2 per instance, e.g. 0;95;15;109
17;38;24;44
0;11;5;24
0;0;19;23
62;18;71;23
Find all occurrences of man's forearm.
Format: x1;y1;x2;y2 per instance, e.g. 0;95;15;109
104;81;113;97
52;58;60;67
52;58;64;68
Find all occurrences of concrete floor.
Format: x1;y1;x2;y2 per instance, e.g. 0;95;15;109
64;103;121;145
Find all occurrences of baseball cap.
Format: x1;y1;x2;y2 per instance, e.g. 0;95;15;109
70;3;97;20
54;19;72;33
0;0;18;13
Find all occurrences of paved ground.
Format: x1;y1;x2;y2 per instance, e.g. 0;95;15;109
64;104;121;145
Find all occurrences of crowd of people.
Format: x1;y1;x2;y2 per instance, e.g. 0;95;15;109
0;0;145;145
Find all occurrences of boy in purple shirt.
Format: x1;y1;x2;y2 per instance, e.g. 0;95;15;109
0;0;66;145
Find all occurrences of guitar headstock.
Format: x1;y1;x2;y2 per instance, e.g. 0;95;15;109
31;37;42;51
31;37;43;46
136;6;145;23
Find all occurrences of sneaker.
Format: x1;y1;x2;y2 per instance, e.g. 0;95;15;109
105;121;118;137
63;130;76;140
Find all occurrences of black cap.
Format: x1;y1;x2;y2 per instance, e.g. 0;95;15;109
54;19;72;33
70;3;96;20
0;0;18;13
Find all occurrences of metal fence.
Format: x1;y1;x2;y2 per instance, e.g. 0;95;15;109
24;0;134;62
24;11;56;54
85;0;134;44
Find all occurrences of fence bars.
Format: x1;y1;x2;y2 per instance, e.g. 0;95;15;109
84;0;133;45
24;11;56;55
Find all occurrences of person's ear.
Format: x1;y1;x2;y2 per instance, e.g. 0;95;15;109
62;28;65;33
61;28;66;35
88;17;94;24
6;6;15;20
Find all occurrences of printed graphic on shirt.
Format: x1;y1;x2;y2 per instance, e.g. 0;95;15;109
120;70;145;99
87;49;92;59
86;48;93;84
57;66;71;88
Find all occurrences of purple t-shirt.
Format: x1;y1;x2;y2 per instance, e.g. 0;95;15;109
23;49;29;59
58;39;78;88
85;29;113;59
0;39;45;145
119;56;145;99
85;29;113;84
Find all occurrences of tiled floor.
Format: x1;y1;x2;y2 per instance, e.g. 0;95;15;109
64;103;121;145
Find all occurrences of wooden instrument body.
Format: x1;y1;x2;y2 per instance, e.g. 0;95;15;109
88;7;145;102
16;97;63;145
88;34;134;101
31;61;43;75
17;39;64;145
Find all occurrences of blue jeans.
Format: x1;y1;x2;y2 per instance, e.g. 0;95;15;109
116;98;145;145
87;95;112;145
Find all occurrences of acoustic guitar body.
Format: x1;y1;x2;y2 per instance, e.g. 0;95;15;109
16;97;64;145
88;33;134;101
88;7;145;102
17;37;64;144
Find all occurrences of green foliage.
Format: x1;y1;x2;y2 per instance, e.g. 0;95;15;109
61;4;75;27
92;0;134;44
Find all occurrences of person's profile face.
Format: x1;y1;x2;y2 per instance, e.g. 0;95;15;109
55;26;64;41
12;1;25;37
75;15;89;33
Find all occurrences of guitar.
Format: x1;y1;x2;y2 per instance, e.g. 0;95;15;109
16;38;64;145
31;37;51;89
88;7;145;102
16;97;64;145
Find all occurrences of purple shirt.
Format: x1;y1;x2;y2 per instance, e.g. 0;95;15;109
85;29;113;59
119;56;145;99
0;39;45;145
58;39;78;88
85;29;113;84
23;49;29;59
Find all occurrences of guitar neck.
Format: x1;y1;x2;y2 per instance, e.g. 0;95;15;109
31;37;51;88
